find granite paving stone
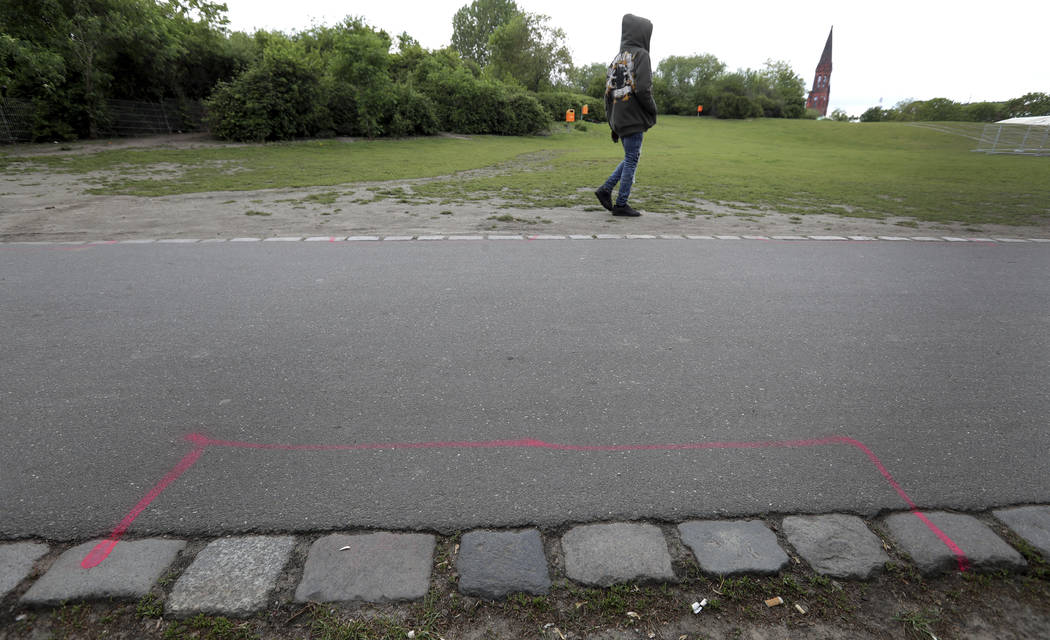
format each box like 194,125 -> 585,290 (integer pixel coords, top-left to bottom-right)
783,514 -> 888,579
562,523 -> 675,586
884,511 -> 1027,576
677,520 -> 789,576
0,543 -> 49,598
457,529 -> 550,599
295,532 -> 434,603
167,536 -> 296,616
21,539 -> 185,604
993,506 -> 1050,558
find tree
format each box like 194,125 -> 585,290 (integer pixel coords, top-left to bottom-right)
486,12 -> 569,92
759,59 -> 805,118
451,0 -> 519,67
860,106 -> 885,122
1007,92 -> 1050,117
916,97 -> 962,121
829,108 -> 853,122
654,54 -> 725,115
565,62 -> 607,99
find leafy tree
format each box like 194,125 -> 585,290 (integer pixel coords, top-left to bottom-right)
860,106 -> 885,122
205,39 -> 325,141
759,59 -> 805,118
564,62 -> 607,99
1006,92 -> 1050,117
829,108 -> 852,122
486,12 -> 569,92
654,54 -> 725,115
916,97 -> 962,121
450,0 -> 519,67
963,101 -> 1005,122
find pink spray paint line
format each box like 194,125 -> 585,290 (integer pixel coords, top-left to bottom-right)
81,432 -> 970,571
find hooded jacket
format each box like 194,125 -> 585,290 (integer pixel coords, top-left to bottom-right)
605,14 -> 658,138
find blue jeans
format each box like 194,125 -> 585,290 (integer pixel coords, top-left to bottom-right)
601,132 -> 644,206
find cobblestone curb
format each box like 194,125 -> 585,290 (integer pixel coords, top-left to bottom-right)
3,507 -> 1046,615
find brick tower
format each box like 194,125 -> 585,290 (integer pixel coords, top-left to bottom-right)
806,28 -> 833,116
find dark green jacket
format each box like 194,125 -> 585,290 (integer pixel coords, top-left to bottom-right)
605,14 -> 658,138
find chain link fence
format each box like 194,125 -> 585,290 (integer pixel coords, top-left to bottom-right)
0,98 -> 206,144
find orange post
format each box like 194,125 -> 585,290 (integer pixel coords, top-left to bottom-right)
565,109 -> 575,123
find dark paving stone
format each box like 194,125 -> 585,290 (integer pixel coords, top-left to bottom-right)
457,529 -> 550,599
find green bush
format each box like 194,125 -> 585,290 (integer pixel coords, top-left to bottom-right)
714,92 -> 762,119
415,63 -> 547,135
382,83 -> 440,137
205,48 -> 326,141
534,91 -> 606,122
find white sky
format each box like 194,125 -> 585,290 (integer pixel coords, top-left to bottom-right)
221,0 -> 1047,116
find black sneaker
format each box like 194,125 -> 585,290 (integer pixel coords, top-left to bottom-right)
611,203 -> 641,217
594,189 -> 613,211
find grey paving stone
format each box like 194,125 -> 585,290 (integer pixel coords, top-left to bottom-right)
884,511 -> 1027,576
993,506 -> 1050,558
295,532 -> 434,603
783,514 -> 888,579
21,539 -> 185,604
167,536 -> 296,616
677,520 -> 788,576
457,529 -> 550,599
562,523 -> 675,586
1,542 -> 49,598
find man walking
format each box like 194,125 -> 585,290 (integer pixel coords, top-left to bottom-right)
595,14 -> 658,218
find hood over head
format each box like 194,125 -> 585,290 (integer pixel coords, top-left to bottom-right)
620,14 -> 652,53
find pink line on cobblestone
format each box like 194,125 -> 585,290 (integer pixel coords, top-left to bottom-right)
81,432 -> 970,571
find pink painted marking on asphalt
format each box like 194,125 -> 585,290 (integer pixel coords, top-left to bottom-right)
80,443 -> 206,569
81,432 -> 970,571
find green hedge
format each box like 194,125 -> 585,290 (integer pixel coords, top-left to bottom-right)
534,91 -> 606,123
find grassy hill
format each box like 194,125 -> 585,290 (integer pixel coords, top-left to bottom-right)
5,117 -> 1048,227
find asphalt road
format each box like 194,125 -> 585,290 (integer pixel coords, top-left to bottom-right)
2,239 -> 1048,541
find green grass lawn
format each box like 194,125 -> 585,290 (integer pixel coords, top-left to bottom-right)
4,117 -> 1048,227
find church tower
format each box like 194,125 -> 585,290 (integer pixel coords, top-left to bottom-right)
806,28 -> 833,116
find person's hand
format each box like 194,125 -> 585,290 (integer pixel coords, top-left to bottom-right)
611,131 -> 619,143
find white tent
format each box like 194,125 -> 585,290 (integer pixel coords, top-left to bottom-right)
996,115 -> 1050,126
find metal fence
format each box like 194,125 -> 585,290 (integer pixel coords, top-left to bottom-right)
975,123 -> 1050,156
0,98 -> 205,143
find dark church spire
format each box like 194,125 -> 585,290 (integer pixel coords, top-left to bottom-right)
806,27 -> 833,116
818,27 -> 833,71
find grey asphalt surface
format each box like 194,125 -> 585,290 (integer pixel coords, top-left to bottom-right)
1,239 -> 1048,540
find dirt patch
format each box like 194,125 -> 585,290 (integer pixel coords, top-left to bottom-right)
2,134 -> 1048,242
2,173 -> 1046,243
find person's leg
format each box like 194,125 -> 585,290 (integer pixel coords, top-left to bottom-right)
596,159 -> 624,211
615,133 -> 644,207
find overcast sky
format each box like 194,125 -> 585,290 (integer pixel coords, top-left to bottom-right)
221,0 -> 1047,116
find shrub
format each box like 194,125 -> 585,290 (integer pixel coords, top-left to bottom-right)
382,84 -> 439,137
206,47 -> 325,141
534,91 -> 606,122
714,92 -> 762,119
